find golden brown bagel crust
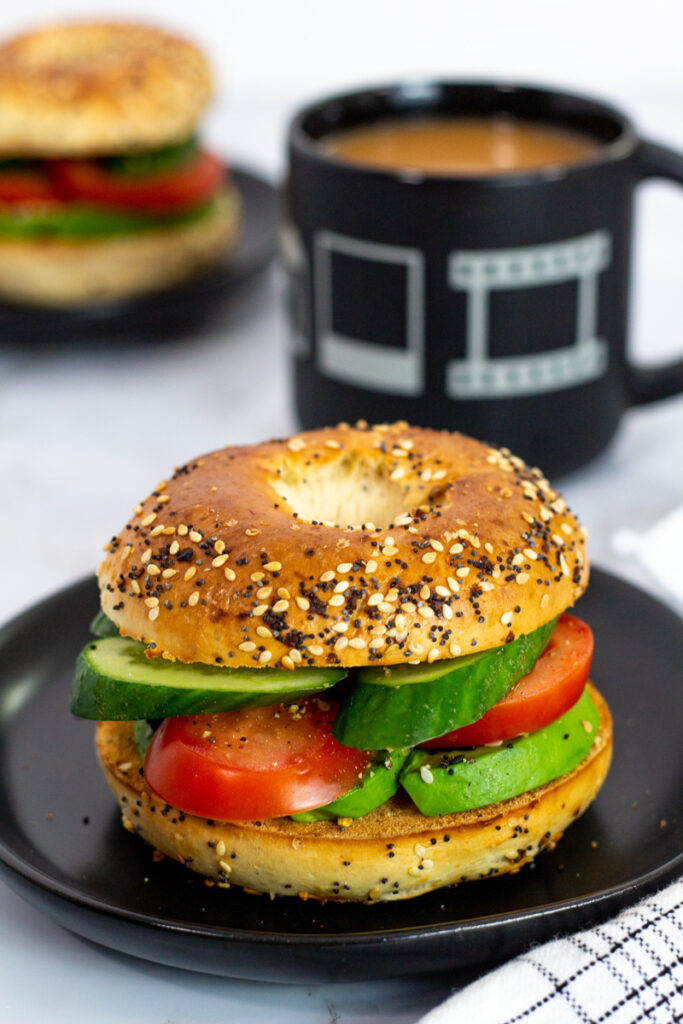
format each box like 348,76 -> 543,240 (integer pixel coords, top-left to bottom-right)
0,186 -> 238,307
96,683 -> 611,902
98,424 -> 588,668
0,21 -> 212,156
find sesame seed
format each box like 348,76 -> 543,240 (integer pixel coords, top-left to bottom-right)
368,593 -> 383,606
188,592 -> 199,606
148,607 -> 159,621
420,765 -> 434,785
256,626 -> 272,638
295,596 -> 310,611
328,594 -> 345,607
414,843 -> 427,857
289,649 -> 302,664
369,637 -> 385,649
288,437 -> 306,452
273,599 -> 289,613
399,438 -> 413,450
418,605 -> 435,619
320,570 -> 335,583
539,507 -> 553,522
214,540 -> 226,554
147,564 -> 160,576
144,597 -> 159,608
449,543 -> 463,555
365,559 -> 378,573
480,581 -> 494,592
422,551 -> 437,564
337,562 -> 353,574
449,642 -> 462,657
484,542 -> 494,555
560,554 -> 570,577
447,577 -> 460,594
281,655 -> 295,670
150,525 -> 165,538
162,569 -> 177,579
334,637 -> 349,652
501,611 -> 513,626
212,554 -> 229,568
256,586 -> 272,600
189,530 -> 202,543
541,593 -> 550,609
422,859 -> 434,870
184,566 -> 197,581
253,604 -> 268,616
382,545 -> 399,557
133,503 -> 143,516
524,548 -> 538,560
141,549 -> 152,564
427,648 -> 440,663
325,439 -> 342,449
245,528 -> 260,537
456,567 -> 470,578
334,580 -> 350,593
516,572 -> 530,584
264,561 -> 282,572
259,651 -> 272,665
141,513 -> 156,527
390,467 -> 405,481
561,523 -> 572,536
511,552 -> 524,566
218,860 -> 232,875
432,469 -> 446,481
430,539 -> 444,552
177,524 -> 189,536
169,541 -> 180,555
408,866 -> 422,877
349,637 -> 366,650
224,567 -> 236,581
238,642 -> 256,652
332,621 -> 348,633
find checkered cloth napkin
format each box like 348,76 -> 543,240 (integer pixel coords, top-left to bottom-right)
419,879 -> 683,1023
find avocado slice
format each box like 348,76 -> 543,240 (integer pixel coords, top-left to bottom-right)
333,617 -> 557,750
400,686 -> 600,816
71,636 -> 346,720
290,749 -> 411,822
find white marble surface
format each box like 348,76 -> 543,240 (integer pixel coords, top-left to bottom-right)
0,100 -> 681,1023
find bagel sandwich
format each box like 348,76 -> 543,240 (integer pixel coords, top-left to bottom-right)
0,21 -> 239,306
72,423 -> 612,902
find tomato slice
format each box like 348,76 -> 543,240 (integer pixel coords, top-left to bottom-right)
143,697 -> 371,821
49,150 -> 224,212
420,614 -> 594,749
0,167 -> 61,203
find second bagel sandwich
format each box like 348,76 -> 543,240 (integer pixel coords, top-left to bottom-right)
0,21 -> 238,306
73,423 -> 612,901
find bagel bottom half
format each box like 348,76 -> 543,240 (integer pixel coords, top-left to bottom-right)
0,185 -> 239,307
96,683 -> 612,903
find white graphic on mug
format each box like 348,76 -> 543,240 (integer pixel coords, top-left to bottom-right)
314,231 -> 425,395
446,231 -> 611,398
281,222 -> 311,356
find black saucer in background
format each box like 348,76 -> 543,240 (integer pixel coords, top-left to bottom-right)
0,166 -> 278,346
0,569 -> 680,983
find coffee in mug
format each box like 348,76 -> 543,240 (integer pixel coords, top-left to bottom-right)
285,83 -> 683,476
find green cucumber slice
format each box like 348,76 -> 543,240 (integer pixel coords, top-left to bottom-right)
333,618 -> 557,750
71,636 -> 346,720
290,749 -> 410,822
0,197 -> 215,239
102,136 -> 198,178
400,686 -> 600,816
89,610 -> 120,638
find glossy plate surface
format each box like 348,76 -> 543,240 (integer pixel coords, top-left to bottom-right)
0,570 -> 680,983
0,166 -> 277,344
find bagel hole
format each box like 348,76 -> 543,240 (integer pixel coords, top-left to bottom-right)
272,454 -> 419,529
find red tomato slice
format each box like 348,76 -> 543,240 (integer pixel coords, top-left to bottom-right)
420,614 -> 594,749
0,168 -> 61,203
49,150 -> 224,212
143,697 -> 371,821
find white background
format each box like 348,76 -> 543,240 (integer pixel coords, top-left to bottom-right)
0,3 -> 681,1022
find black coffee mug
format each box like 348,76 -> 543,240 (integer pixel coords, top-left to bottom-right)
284,82 -> 683,476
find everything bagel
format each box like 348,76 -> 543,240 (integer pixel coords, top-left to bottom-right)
99,423 -> 589,669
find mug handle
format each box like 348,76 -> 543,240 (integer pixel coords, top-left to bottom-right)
627,141 -> 683,405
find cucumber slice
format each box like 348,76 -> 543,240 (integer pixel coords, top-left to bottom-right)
290,749 -> 410,822
333,618 -> 557,750
71,636 -> 346,720
103,136 -> 198,177
400,686 -> 600,815
89,610 -> 120,638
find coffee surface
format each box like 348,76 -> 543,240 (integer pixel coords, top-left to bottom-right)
325,116 -> 599,174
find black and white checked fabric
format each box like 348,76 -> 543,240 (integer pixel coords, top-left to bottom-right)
419,878 -> 683,1024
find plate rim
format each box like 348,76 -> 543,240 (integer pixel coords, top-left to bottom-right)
0,568 -> 680,951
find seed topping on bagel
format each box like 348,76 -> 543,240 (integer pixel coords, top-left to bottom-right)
99,423 -> 588,669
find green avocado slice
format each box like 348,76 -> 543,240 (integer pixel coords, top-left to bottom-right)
289,749 -> 411,822
70,636 -> 346,720
332,617 -> 558,750
400,686 -> 600,816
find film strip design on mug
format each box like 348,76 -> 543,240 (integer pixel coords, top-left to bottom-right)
293,228 -> 611,399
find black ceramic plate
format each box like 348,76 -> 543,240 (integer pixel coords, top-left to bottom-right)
0,570 -> 680,984
0,166 -> 277,345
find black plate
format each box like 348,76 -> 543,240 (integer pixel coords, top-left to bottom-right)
0,166 -> 277,345
0,570 -> 680,983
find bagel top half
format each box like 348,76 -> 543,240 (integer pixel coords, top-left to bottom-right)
0,21 -> 212,156
98,423 -> 588,670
